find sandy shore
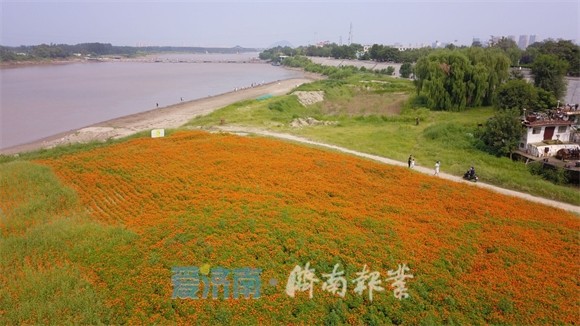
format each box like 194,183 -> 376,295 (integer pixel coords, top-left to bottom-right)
0,75 -> 320,155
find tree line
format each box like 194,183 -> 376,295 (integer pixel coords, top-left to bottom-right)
259,43 -> 432,63
0,43 -> 259,62
260,39 -> 578,77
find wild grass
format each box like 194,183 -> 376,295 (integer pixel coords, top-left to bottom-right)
0,161 -> 139,325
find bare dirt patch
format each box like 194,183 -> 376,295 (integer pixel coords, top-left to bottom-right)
321,92 -> 408,116
292,91 -> 325,106
290,117 -> 337,128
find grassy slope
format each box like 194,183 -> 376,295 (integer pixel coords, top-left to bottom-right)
0,161 -> 140,324
187,74 -> 580,205
1,131 -> 578,324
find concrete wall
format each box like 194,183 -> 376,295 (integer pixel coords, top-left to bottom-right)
525,125 -> 571,144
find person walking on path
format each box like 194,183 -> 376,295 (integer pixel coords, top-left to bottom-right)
408,155 -> 412,168
434,160 -> 440,176
410,157 -> 416,168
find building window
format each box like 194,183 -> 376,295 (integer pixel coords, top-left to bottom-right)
532,127 -> 541,134
557,126 -> 567,133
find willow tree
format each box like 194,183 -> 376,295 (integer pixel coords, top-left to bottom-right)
414,50 -> 469,111
415,48 -> 510,110
463,47 -> 511,106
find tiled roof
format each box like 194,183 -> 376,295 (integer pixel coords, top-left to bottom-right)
523,119 -> 573,127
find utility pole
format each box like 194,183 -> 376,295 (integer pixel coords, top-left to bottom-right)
348,22 -> 353,45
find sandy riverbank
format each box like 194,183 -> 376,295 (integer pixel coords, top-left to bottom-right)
0,75 -> 321,155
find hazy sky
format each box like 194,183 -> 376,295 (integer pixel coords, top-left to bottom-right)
1,0 -> 578,48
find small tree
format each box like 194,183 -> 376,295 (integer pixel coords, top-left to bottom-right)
399,63 -> 413,78
478,109 -> 524,158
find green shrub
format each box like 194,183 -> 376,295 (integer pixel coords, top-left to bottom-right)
528,161 -> 569,185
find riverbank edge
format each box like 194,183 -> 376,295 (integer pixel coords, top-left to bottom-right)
0,74 -> 322,155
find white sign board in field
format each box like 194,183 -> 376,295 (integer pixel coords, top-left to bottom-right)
151,129 -> 165,138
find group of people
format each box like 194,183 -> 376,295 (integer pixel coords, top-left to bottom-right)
408,155 -> 478,180
407,155 -> 440,176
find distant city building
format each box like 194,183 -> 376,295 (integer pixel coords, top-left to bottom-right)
518,35 -> 529,49
488,35 -> 501,47
432,40 -> 443,48
469,34 -> 543,49
380,43 -> 431,52
391,42 -> 431,51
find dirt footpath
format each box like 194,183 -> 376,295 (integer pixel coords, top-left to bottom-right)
212,125 -> 580,215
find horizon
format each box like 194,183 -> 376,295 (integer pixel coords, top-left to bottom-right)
1,1 -> 578,49
1,36 -> 579,50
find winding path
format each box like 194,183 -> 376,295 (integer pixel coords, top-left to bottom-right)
213,125 -> 580,215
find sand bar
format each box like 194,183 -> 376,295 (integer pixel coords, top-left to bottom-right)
1,75 -> 320,155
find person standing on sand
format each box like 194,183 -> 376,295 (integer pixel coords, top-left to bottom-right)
434,160 -> 440,176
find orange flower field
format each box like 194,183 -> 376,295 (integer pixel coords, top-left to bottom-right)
30,130 -> 578,324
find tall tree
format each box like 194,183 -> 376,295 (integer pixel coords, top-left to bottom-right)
491,37 -> 522,66
330,44 -> 357,59
369,44 -> 384,61
463,47 -> 511,105
415,50 -> 470,110
399,47 -> 433,63
531,54 -> 569,100
415,48 -> 510,110
529,39 -> 580,76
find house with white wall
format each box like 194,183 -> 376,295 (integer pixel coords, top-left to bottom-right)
519,108 -> 580,158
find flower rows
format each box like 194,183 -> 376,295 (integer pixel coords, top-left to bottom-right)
37,130 -> 579,324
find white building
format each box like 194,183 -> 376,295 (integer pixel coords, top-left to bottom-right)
519,109 -> 580,157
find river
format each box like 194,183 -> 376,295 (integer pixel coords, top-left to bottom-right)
0,53 -> 303,150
